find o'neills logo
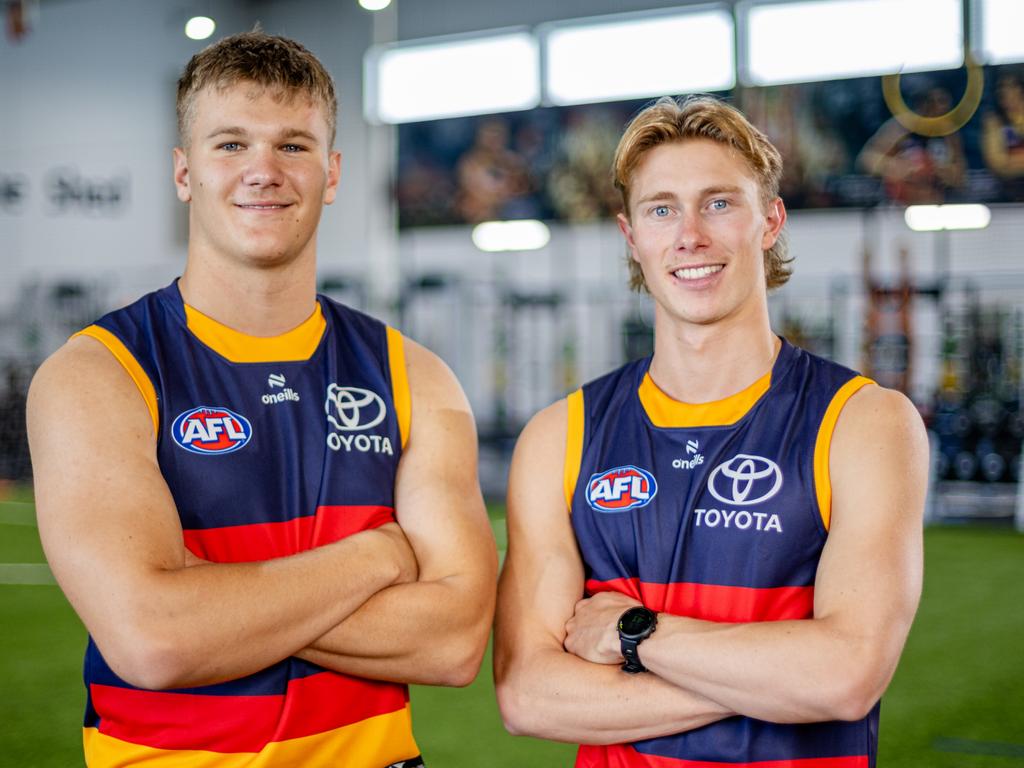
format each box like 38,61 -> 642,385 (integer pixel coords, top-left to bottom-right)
262,389 -> 300,404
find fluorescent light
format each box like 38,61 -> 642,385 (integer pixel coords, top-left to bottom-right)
543,9 -> 734,106
745,0 -> 962,85
905,204 -> 991,232
359,0 -> 391,9
367,32 -> 539,124
185,16 -> 216,41
472,220 -> 551,252
978,0 -> 1024,64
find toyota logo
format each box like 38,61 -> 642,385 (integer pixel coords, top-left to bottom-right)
325,385 -> 387,432
707,454 -> 783,506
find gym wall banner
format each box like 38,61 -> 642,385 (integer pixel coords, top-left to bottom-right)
395,62 -> 1024,229
0,167 -> 129,217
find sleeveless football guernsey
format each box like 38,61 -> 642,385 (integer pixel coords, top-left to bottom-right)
566,339 -> 877,768
73,281 -> 421,768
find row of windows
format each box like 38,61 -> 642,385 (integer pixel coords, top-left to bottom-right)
364,0 -> 1023,124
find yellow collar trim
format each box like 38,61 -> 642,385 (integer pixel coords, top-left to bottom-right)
184,302 -> 326,363
638,368 -> 772,428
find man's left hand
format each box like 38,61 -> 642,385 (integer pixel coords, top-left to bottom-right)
564,591 -> 641,664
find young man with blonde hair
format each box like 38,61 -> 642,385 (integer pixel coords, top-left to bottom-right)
495,95 -> 926,767
29,31 -> 496,768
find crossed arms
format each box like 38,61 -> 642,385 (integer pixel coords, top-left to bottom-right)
28,333 -> 496,691
494,384 -> 927,744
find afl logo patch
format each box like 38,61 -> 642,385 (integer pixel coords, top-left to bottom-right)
707,454 -> 783,506
586,465 -> 658,513
172,406 -> 253,455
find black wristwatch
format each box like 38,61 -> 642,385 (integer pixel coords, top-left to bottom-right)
618,606 -> 657,673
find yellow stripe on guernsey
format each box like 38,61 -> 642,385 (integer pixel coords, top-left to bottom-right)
386,327 -> 411,450
814,376 -> 875,531
75,326 -> 160,436
564,389 -> 585,511
638,369 -> 772,428
83,705 -> 418,768
183,302 -> 326,363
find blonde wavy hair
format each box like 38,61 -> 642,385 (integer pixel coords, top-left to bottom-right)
613,95 -> 792,292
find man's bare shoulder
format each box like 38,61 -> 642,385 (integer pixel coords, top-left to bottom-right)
29,334 -> 148,422
833,383 -> 927,455
518,398 -> 569,449
507,398 -> 570,513
829,382 -> 929,531
402,335 -> 473,416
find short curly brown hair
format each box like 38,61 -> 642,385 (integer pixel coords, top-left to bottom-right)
176,30 -> 337,147
614,95 -> 792,292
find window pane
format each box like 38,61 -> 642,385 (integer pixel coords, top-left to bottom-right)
978,0 -> 1024,64
746,0 -> 963,86
367,32 -> 540,124
544,9 -> 735,105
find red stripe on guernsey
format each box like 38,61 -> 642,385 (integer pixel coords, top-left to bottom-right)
577,745 -> 868,768
585,578 -> 814,623
91,672 -> 408,753
183,505 -> 395,563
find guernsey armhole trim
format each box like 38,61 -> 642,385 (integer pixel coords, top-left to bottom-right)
814,376 -> 875,531
74,325 -> 159,436
386,327 -> 411,450
183,302 -> 326,363
564,389 -> 585,513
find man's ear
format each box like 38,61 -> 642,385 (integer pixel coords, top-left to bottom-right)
617,212 -> 639,263
761,197 -> 787,250
173,147 -> 191,203
324,150 -> 341,205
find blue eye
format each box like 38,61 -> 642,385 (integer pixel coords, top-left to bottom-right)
710,199 -> 728,210
220,142 -> 241,151
653,206 -> 670,217
282,144 -> 305,153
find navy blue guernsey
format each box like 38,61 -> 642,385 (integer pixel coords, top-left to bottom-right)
566,339 -> 877,768
74,281 -> 420,767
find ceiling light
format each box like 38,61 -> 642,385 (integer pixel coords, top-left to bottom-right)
359,0 -> 391,9
904,204 -> 991,232
185,16 -> 216,41
472,220 -> 551,252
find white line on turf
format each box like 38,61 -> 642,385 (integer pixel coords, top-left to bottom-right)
0,505 -> 37,526
0,563 -> 55,586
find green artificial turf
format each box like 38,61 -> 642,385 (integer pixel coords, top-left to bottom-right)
877,526 -> 1024,767
2,493 -> 1021,767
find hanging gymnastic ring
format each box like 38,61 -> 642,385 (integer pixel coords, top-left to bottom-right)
881,53 -> 984,137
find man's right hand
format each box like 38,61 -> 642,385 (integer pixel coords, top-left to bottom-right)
368,522 -> 419,585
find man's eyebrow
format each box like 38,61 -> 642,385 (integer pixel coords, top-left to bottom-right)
634,191 -> 678,206
206,126 -> 247,140
702,185 -> 745,196
635,185 -> 747,205
203,127 -> 320,143
279,129 -> 319,143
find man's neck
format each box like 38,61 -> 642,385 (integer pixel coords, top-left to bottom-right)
178,251 -> 317,337
648,309 -> 780,404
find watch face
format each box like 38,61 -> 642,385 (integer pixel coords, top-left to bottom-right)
619,607 -> 654,638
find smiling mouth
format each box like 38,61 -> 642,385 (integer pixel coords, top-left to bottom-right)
673,264 -> 723,280
236,203 -> 291,210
